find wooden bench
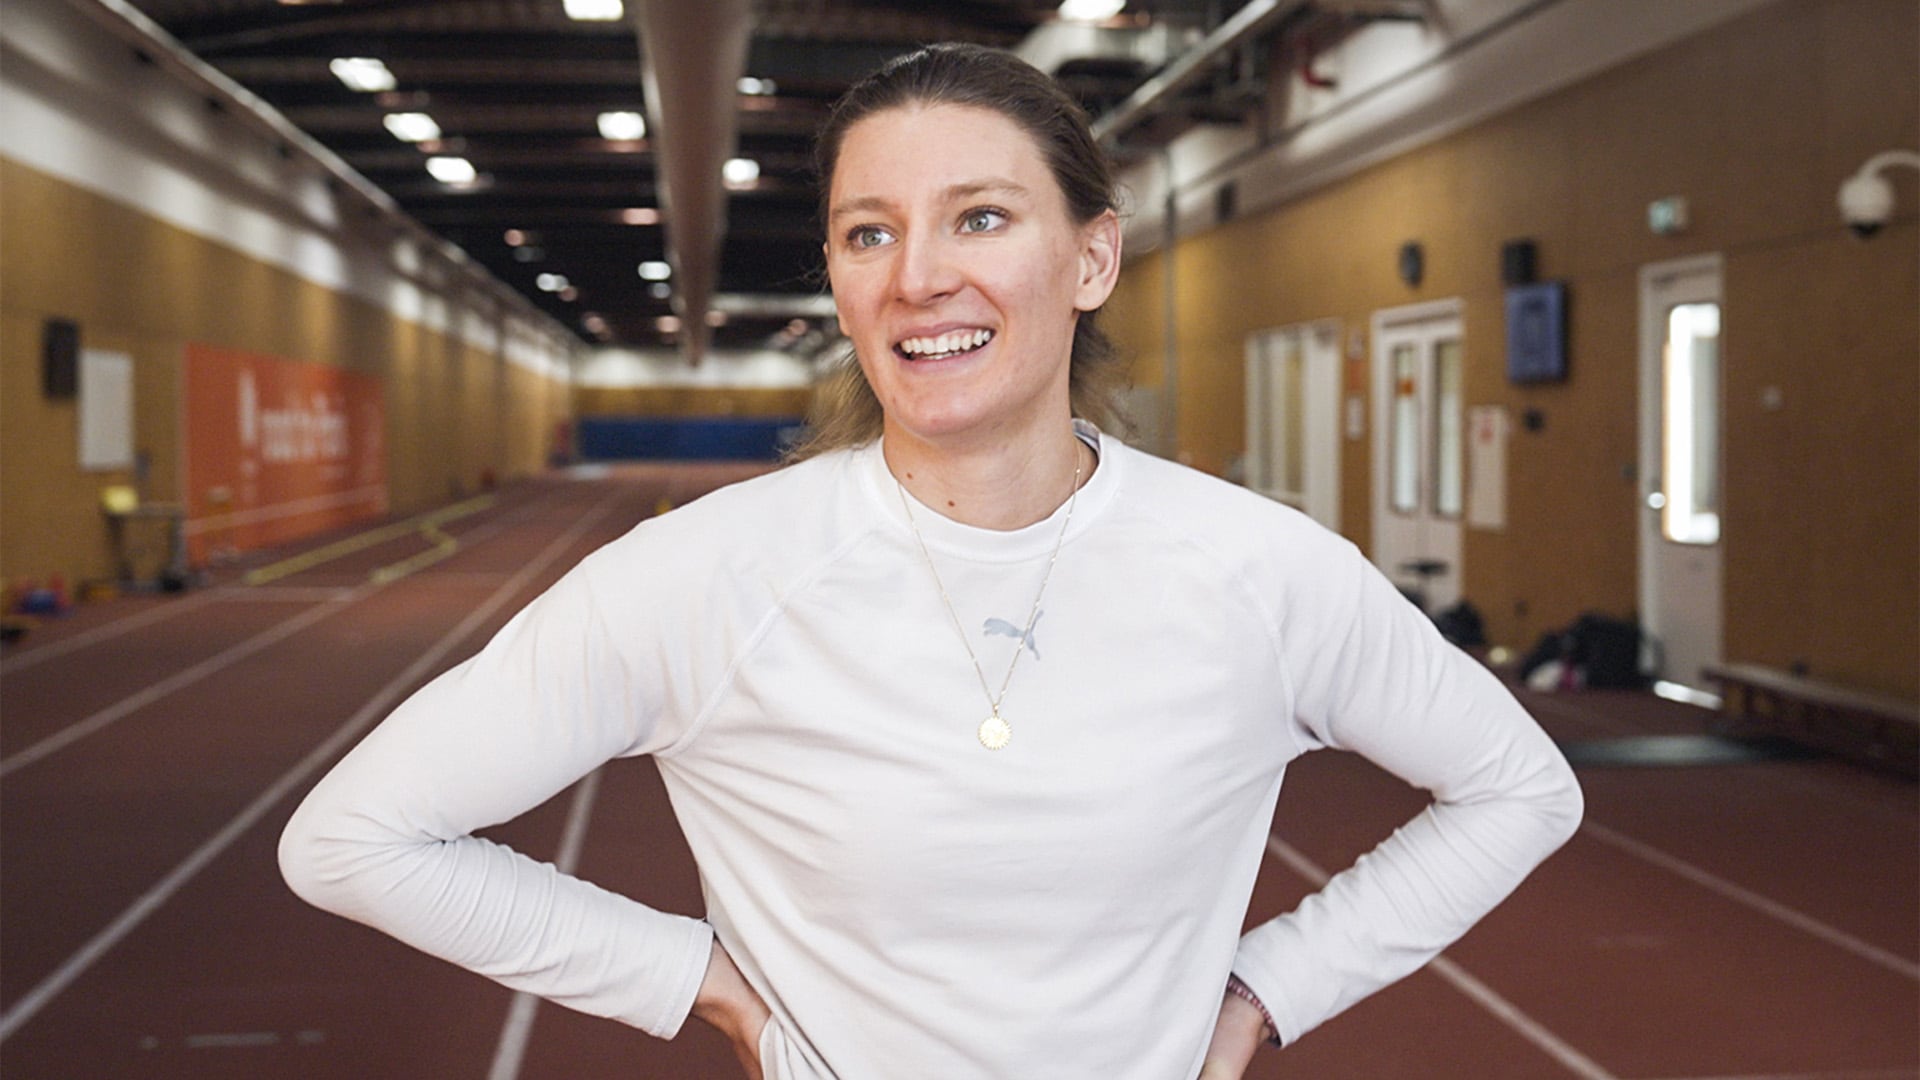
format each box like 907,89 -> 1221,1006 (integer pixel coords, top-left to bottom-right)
1702,662 -> 1919,778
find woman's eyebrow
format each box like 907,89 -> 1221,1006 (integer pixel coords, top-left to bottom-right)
828,179 -> 1032,224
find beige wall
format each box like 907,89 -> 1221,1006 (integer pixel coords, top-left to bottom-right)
0,158 -> 573,589
1107,0 -> 1918,697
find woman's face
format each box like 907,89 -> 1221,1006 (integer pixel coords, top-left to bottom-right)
825,103 -> 1119,451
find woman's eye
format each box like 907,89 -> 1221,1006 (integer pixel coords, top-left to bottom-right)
847,226 -> 892,249
960,208 -> 1007,233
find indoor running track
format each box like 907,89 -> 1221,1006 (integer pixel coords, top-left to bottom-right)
2,465 -> 1914,1080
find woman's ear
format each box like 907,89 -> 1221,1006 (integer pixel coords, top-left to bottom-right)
1074,210 -> 1122,313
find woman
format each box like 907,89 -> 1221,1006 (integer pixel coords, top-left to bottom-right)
280,44 -> 1583,1080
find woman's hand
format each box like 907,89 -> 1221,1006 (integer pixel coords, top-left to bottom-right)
1198,990 -> 1270,1079
691,940 -> 772,1079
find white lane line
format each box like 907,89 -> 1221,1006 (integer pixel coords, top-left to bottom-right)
0,592 -> 219,676
1263,834 -> 1618,1080
1640,1070 -> 1920,1080
0,491 -> 627,1045
0,488 -> 568,777
1578,820 -> 1920,982
485,767 -> 606,1080
0,589 -> 368,778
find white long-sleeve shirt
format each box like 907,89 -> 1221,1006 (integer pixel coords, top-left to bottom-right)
280,426 -> 1583,1079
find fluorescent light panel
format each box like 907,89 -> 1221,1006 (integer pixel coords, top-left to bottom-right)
638,260 -> 671,281
382,112 -> 441,142
426,156 -> 477,184
330,57 -> 395,93
722,157 -> 760,187
1058,0 -> 1125,20
564,0 -> 623,20
596,110 -> 646,140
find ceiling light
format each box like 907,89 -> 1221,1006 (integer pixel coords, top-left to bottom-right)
563,0 -> 623,20
559,286 -> 579,302
597,110 -> 646,141
649,282 -> 672,299
1058,0 -> 1125,21
737,76 -> 777,96
705,310 -> 728,327
656,315 -> 682,333
382,112 -> 441,143
512,246 -> 544,263
425,156 -> 477,184
722,157 -> 760,189
638,260 -> 671,281
621,207 -> 660,225
329,57 -> 396,93
786,318 -> 809,335
503,228 -> 527,246
536,273 -> 569,293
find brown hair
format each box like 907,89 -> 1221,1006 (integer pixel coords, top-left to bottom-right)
789,43 -> 1129,459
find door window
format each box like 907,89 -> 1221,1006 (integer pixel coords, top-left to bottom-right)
1662,302 -> 1721,545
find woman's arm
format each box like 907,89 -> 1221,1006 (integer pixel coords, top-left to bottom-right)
1233,537 -> 1584,1047
278,549 -> 716,1038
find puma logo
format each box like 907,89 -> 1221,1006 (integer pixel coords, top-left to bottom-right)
982,611 -> 1042,659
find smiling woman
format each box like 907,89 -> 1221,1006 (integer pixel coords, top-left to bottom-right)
279,43 -> 1583,1080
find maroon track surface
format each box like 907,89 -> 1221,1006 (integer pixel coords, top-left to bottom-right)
3,466 -> 1915,1079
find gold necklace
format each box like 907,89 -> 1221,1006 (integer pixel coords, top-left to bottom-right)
894,451 -> 1082,751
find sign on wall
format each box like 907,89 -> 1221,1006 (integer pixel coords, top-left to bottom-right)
79,349 -> 135,471
183,344 -> 386,563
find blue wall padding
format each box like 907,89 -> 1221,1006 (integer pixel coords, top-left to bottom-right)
576,416 -> 805,461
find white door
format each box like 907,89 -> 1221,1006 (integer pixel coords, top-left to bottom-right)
1371,300 -> 1465,613
1245,320 -> 1341,531
1638,254 -> 1724,691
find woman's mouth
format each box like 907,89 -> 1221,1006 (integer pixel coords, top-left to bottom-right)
895,328 -> 994,362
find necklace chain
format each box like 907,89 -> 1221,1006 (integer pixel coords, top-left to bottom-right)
895,447 -> 1083,750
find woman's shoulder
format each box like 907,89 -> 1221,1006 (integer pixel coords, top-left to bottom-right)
1109,441 -> 1341,552
585,446 -> 876,582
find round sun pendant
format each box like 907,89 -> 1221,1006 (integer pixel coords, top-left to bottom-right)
978,714 -> 1012,750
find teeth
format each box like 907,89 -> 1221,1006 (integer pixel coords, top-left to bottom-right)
900,329 -> 992,358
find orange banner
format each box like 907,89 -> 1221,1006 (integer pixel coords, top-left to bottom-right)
183,344 -> 386,564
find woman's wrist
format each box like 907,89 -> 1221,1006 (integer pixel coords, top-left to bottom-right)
1224,973 -> 1282,1047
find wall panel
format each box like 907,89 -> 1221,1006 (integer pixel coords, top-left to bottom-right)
1107,0 -> 1917,696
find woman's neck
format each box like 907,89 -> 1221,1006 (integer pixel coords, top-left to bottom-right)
882,421 -> 1092,531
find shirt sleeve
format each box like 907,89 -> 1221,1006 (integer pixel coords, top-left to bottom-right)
1231,534 -> 1583,1046
277,541 -> 715,1039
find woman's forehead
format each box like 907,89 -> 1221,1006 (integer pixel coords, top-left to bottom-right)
829,103 -> 1055,204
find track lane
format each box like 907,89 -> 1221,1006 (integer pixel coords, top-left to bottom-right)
0,482 -> 647,1027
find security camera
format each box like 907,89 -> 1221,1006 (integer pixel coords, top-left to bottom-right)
1839,149 -> 1920,239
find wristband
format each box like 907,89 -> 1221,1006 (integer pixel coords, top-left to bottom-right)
1224,973 -> 1283,1048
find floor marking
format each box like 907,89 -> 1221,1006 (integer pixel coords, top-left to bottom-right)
1264,834 -> 1618,1080
486,768 -> 606,1080
0,491 -> 564,778
369,523 -> 460,584
184,1031 -> 281,1049
0,592 -> 219,676
241,494 -> 494,586
1578,820 -> 1920,982
209,586 -> 361,603
0,492 -> 627,1045
0,589 -> 368,779
1640,1070 -> 1920,1080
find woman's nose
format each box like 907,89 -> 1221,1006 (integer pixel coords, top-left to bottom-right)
892,231 -> 961,305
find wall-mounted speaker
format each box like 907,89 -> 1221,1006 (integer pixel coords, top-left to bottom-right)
1501,239 -> 1538,286
43,318 -> 79,399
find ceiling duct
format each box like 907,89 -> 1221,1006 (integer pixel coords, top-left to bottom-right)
1014,18 -> 1192,76
634,0 -> 752,365
1090,0 -> 1311,148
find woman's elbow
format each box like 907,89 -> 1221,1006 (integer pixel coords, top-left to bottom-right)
277,792 -> 366,916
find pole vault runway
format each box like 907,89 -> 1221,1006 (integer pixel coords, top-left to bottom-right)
1,464 -> 1913,1079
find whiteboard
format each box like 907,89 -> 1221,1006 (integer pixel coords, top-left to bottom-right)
79,349 -> 134,471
